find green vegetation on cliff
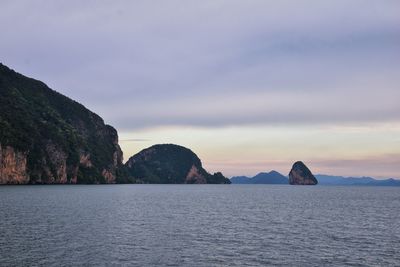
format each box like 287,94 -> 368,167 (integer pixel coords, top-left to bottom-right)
125,144 -> 231,184
0,63 -> 126,184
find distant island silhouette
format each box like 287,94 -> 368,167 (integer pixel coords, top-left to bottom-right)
231,171 -> 400,186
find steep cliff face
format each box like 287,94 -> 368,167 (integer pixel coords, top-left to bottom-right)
125,144 -> 231,184
0,63 -> 125,184
0,144 -> 29,184
289,161 -> 318,185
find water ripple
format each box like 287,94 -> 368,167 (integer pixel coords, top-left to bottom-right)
0,185 -> 399,266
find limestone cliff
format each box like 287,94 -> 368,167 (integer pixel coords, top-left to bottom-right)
0,144 -> 29,184
125,144 -> 231,184
0,63 -> 126,184
289,161 -> 318,185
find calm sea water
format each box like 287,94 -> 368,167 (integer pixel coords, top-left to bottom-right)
0,185 -> 399,266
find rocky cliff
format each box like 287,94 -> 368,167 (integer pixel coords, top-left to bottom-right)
0,63 -> 126,184
125,144 -> 231,184
289,161 -> 318,185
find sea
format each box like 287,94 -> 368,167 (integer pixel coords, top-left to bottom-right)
0,185 -> 399,266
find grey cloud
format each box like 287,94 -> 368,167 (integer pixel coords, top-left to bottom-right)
1,0 -> 399,129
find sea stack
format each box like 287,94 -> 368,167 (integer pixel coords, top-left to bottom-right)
289,161 -> 318,185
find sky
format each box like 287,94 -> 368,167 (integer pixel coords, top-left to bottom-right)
1,0 -> 399,178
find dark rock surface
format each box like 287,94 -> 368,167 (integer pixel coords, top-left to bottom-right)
289,161 -> 318,185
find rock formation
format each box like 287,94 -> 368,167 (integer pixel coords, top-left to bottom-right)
0,63 -> 127,184
0,144 -> 29,184
289,161 -> 318,185
125,144 -> 231,184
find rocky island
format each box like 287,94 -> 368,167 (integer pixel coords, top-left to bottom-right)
289,161 -> 318,185
126,144 -> 230,184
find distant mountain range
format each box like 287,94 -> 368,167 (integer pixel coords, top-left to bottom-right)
315,175 -> 400,186
231,171 -> 288,184
230,171 -> 400,186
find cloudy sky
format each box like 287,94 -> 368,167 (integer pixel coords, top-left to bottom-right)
1,0 -> 399,178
